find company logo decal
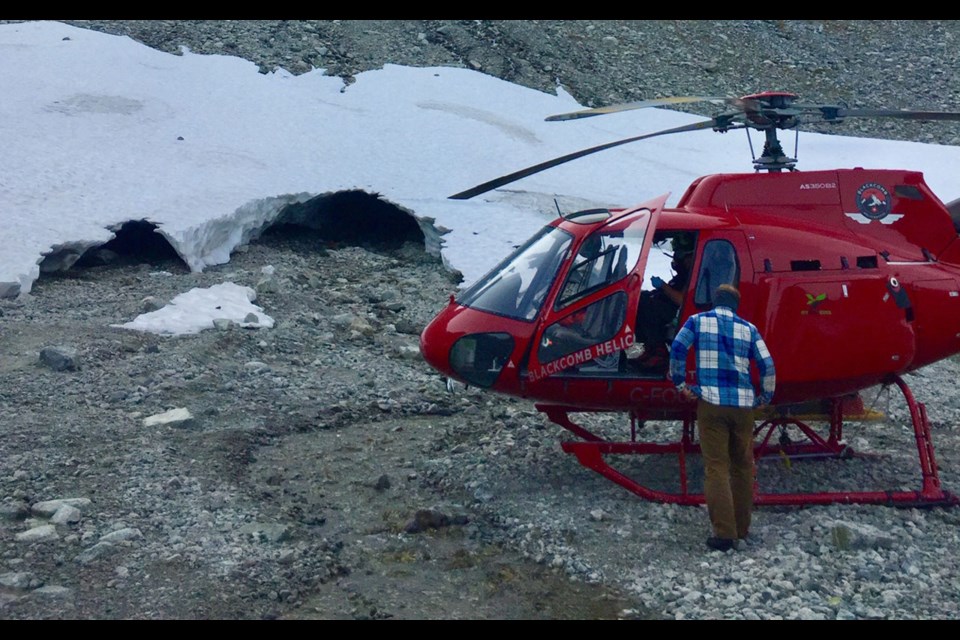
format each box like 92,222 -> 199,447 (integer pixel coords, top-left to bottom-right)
856,182 -> 891,219
845,182 -> 903,224
528,332 -> 635,382
801,292 -> 831,315
806,293 -> 826,308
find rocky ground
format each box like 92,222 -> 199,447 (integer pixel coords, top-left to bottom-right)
3,20 -> 960,620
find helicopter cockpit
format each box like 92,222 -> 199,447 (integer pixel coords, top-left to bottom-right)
536,226 -> 744,380
444,201 -> 745,386
448,207 -> 650,385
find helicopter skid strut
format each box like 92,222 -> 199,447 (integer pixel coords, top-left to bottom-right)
544,375 -> 958,508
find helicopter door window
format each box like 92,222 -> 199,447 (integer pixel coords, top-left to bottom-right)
693,240 -> 740,307
555,227 -> 644,310
457,226 -> 573,322
694,239 -> 741,307
538,292 -> 627,372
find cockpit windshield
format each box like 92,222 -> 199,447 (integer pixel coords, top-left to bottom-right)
457,226 -> 573,321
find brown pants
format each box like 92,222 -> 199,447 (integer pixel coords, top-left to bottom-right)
697,400 -> 756,540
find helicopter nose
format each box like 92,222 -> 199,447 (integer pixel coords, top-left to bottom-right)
419,312 -> 456,378
420,304 -> 517,388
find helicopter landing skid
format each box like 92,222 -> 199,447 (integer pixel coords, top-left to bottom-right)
543,375 -> 958,508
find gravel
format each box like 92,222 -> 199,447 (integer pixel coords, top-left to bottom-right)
2,20 -> 960,620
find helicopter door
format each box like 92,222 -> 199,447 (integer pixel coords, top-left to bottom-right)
524,196 -> 666,383
683,232 -> 755,320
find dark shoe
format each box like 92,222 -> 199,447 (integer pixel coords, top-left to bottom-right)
706,536 -> 735,552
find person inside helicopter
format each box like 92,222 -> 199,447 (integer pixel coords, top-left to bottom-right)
632,233 -> 696,372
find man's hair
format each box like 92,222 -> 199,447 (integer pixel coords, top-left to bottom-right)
713,284 -> 741,310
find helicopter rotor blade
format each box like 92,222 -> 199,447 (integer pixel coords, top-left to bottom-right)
545,96 -> 744,122
450,92 -> 960,193
823,107 -> 960,122
449,117 -> 731,200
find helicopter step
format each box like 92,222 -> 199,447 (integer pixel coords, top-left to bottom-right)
546,374 -> 959,508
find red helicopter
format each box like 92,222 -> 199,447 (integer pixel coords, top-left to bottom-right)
420,92 -> 960,508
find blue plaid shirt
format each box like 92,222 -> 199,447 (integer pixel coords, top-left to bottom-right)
669,306 -> 776,408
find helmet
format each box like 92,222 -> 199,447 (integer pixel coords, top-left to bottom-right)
671,234 -> 695,257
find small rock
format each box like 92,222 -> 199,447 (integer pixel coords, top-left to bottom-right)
142,408 -> 195,429
0,281 -> 21,299
16,524 -> 59,542
256,277 -> 278,294
51,504 -> 82,525
0,501 -> 29,521
0,571 -> 35,589
403,508 -> 463,533
31,498 -> 92,517
140,296 -> 164,312
33,585 -> 72,598
238,523 -> 291,543
828,520 -> 896,550
39,346 -> 78,371
394,319 -> 421,335
75,541 -> 116,564
244,361 -> 270,372
100,527 -> 143,544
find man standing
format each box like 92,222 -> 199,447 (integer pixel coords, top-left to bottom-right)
669,284 -> 776,552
